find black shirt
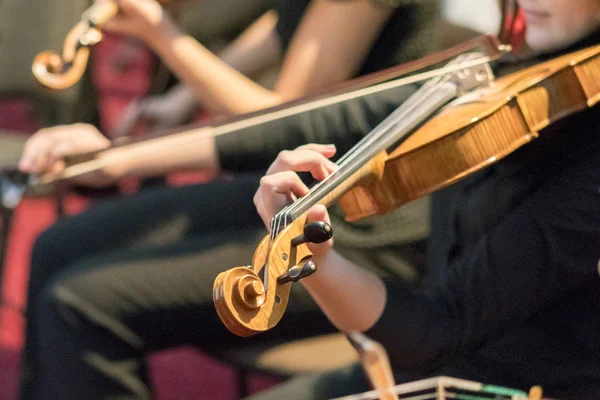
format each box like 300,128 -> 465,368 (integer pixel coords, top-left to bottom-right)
215,9 -> 600,396
365,32 -> 600,398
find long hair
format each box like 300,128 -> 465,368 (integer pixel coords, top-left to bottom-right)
498,0 -> 521,44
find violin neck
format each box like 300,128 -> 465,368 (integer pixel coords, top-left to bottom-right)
279,53 -> 496,228
288,82 -> 460,220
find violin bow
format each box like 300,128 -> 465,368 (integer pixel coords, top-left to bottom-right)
28,44 -> 510,188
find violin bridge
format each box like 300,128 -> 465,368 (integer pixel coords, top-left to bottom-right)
447,52 -> 496,95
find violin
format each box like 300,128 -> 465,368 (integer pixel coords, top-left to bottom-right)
212,43 -> 600,337
31,0 -> 172,90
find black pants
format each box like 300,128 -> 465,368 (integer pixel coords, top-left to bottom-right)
20,173 -> 357,400
21,172 -> 561,400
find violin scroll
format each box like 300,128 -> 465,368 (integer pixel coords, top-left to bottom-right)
213,217 -> 316,337
32,0 -> 175,90
32,1 -> 119,90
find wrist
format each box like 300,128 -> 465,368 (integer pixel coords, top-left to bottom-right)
98,149 -> 129,180
301,247 -> 337,285
147,15 -> 183,54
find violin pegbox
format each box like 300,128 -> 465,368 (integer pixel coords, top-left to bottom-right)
213,216 -> 327,336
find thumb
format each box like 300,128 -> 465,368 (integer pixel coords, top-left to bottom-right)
115,0 -> 137,14
305,204 -> 333,258
306,204 -> 331,226
103,16 -> 131,34
48,159 -> 67,176
102,0 -> 138,33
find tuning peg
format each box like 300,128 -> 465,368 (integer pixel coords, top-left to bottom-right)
277,260 -> 317,284
291,221 -> 333,246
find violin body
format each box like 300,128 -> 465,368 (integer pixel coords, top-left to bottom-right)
339,45 -> 600,221
214,43 -> 600,338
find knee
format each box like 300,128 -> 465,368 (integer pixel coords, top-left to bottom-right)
34,273 -> 143,349
33,277 -> 81,325
34,274 -> 101,331
26,226 -> 74,311
28,217 -> 92,301
30,224 -> 69,272
31,277 -> 109,351
29,279 -> 77,344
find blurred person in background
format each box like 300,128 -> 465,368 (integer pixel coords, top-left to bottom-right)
111,0 -> 279,137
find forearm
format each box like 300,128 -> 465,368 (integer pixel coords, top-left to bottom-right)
101,127 -> 219,179
217,10 -> 280,79
149,18 -> 282,116
102,71 -> 416,179
215,83 -> 417,172
301,250 -> 387,332
106,82 -> 413,179
165,11 -> 280,116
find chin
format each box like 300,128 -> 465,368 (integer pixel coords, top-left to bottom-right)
525,31 -> 554,52
525,30 -> 577,53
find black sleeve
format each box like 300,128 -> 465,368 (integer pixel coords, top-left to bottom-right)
214,83 -> 417,171
365,149 -> 600,370
275,0 -> 308,52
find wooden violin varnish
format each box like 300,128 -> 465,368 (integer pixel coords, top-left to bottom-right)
213,42 -> 600,338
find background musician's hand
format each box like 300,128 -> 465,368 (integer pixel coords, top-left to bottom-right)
254,143 -> 338,259
111,85 -> 197,139
102,0 -> 172,47
18,124 -> 121,188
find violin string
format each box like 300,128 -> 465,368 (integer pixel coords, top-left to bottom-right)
36,53 -> 502,187
272,59 -> 454,225
328,52 -> 476,167
272,78 -> 440,235
277,79 -> 443,227
272,60 -> 462,237
276,52 -> 481,230
296,52 -> 472,186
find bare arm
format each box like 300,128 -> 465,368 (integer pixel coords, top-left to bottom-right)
217,9 -> 281,80
106,0 -> 394,116
161,9 -> 282,111
301,249 -> 387,332
110,10 -> 281,138
100,127 -> 219,179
